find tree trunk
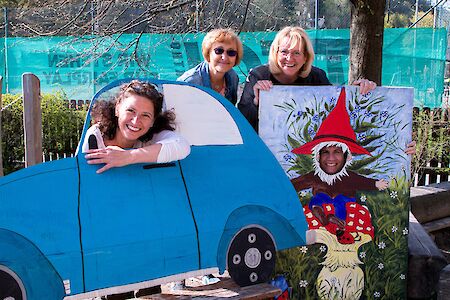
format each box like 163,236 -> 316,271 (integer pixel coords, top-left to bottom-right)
348,0 -> 386,85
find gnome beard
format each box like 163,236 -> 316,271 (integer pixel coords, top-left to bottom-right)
312,141 -> 353,186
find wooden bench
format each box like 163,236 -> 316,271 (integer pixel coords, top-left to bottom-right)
408,212 -> 448,299
142,276 -> 281,300
410,181 -> 450,231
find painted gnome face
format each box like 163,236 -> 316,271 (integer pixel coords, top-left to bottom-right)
312,141 -> 353,186
292,88 -> 370,186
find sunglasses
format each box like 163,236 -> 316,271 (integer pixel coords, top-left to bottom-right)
213,47 -> 238,57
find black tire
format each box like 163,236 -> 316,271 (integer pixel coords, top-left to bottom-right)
0,266 -> 26,300
227,227 -> 276,286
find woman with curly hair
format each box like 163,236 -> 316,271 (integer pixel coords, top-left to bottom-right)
82,80 -> 190,173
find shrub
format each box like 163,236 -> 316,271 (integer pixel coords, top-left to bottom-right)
1,92 -> 87,174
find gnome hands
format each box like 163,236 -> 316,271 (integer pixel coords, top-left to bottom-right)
375,179 -> 389,190
327,214 -> 346,230
352,78 -> 376,95
253,80 -> 273,105
312,205 -> 345,230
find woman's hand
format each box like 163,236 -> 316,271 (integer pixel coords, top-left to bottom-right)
253,80 -> 273,105
405,141 -> 416,155
352,78 -> 377,95
85,146 -> 132,174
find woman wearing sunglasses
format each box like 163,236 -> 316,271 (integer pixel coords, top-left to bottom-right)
177,28 -> 243,105
82,80 -> 191,174
238,26 -> 376,132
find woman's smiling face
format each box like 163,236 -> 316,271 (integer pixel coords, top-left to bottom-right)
115,93 -> 155,146
208,40 -> 238,75
276,37 -> 307,79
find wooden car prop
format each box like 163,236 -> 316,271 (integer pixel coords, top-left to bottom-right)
0,78 -> 308,300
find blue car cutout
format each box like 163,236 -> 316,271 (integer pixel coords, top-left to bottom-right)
0,78 -> 308,299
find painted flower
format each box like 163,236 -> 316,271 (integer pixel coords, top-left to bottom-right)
392,226 -> 398,233
299,280 -> 308,288
364,110 -> 372,118
378,241 -> 386,249
400,274 -> 406,280
378,263 -> 384,269
297,110 -> 303,117
329,97 -> 336,104
360,195 -> 367,202
390,191 -> 398,199
359,251 -> 366,259
354,105 -> 362,113
358,132 -> 366,142
300,246 -> 308,254
380,111 -> 388,118
374,291 -> 381,298
283,154 -> 291,162
403,228 -> 409,235
320,245 -> 327,252
350,111 -> 357,119
312,114 -> 320,122
362,91 -> 372,99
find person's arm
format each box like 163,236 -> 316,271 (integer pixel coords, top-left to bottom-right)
84,130 -> 191,174
238,69 -> 269,131
150,130 -> 191,163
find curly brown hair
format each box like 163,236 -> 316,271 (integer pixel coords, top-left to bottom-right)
90,80 -> 176,143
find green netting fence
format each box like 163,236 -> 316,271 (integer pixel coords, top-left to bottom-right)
0,28 -> 447,107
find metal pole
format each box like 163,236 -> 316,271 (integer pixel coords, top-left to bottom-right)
196,0 -> 199,32
433,4 -> 437,29
415,0 -> 419,28
315,0 -> 318,30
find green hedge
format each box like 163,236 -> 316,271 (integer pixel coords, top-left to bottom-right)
1,92 -> 87,174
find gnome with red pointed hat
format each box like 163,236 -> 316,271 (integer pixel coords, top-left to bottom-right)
290,87 -> 388,244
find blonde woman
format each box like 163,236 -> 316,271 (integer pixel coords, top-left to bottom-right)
238,26 -> 375,132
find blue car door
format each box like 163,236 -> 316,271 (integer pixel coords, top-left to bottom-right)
78,156 -> 198,291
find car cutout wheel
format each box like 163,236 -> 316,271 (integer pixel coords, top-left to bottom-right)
0,266 -> 26,300
227,227 -> 276,286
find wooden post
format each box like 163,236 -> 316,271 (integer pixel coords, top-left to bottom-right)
22,73 -> 42,167
0,76 -> 3,176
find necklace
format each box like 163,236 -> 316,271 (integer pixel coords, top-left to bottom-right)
212,81 -> 225,92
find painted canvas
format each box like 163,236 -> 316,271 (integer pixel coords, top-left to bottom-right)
259,85 -> 413,299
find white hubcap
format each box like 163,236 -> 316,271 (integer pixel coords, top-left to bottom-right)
244,247 -> 261,268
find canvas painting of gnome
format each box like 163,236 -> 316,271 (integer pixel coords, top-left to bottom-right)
259,86 -> 413,300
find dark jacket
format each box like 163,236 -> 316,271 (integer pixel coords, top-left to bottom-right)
238,64 -> 331,132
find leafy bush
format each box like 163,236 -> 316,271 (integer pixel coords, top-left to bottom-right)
1,92 -> 87,174
412,108 -> 450,184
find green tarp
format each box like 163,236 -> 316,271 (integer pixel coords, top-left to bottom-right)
0,28 -> 447,107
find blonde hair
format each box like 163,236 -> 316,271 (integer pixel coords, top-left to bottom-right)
268,26 -> 315,78
201,28 -> 243,66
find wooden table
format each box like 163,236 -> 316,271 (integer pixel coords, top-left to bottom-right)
141,275 -> 281,300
